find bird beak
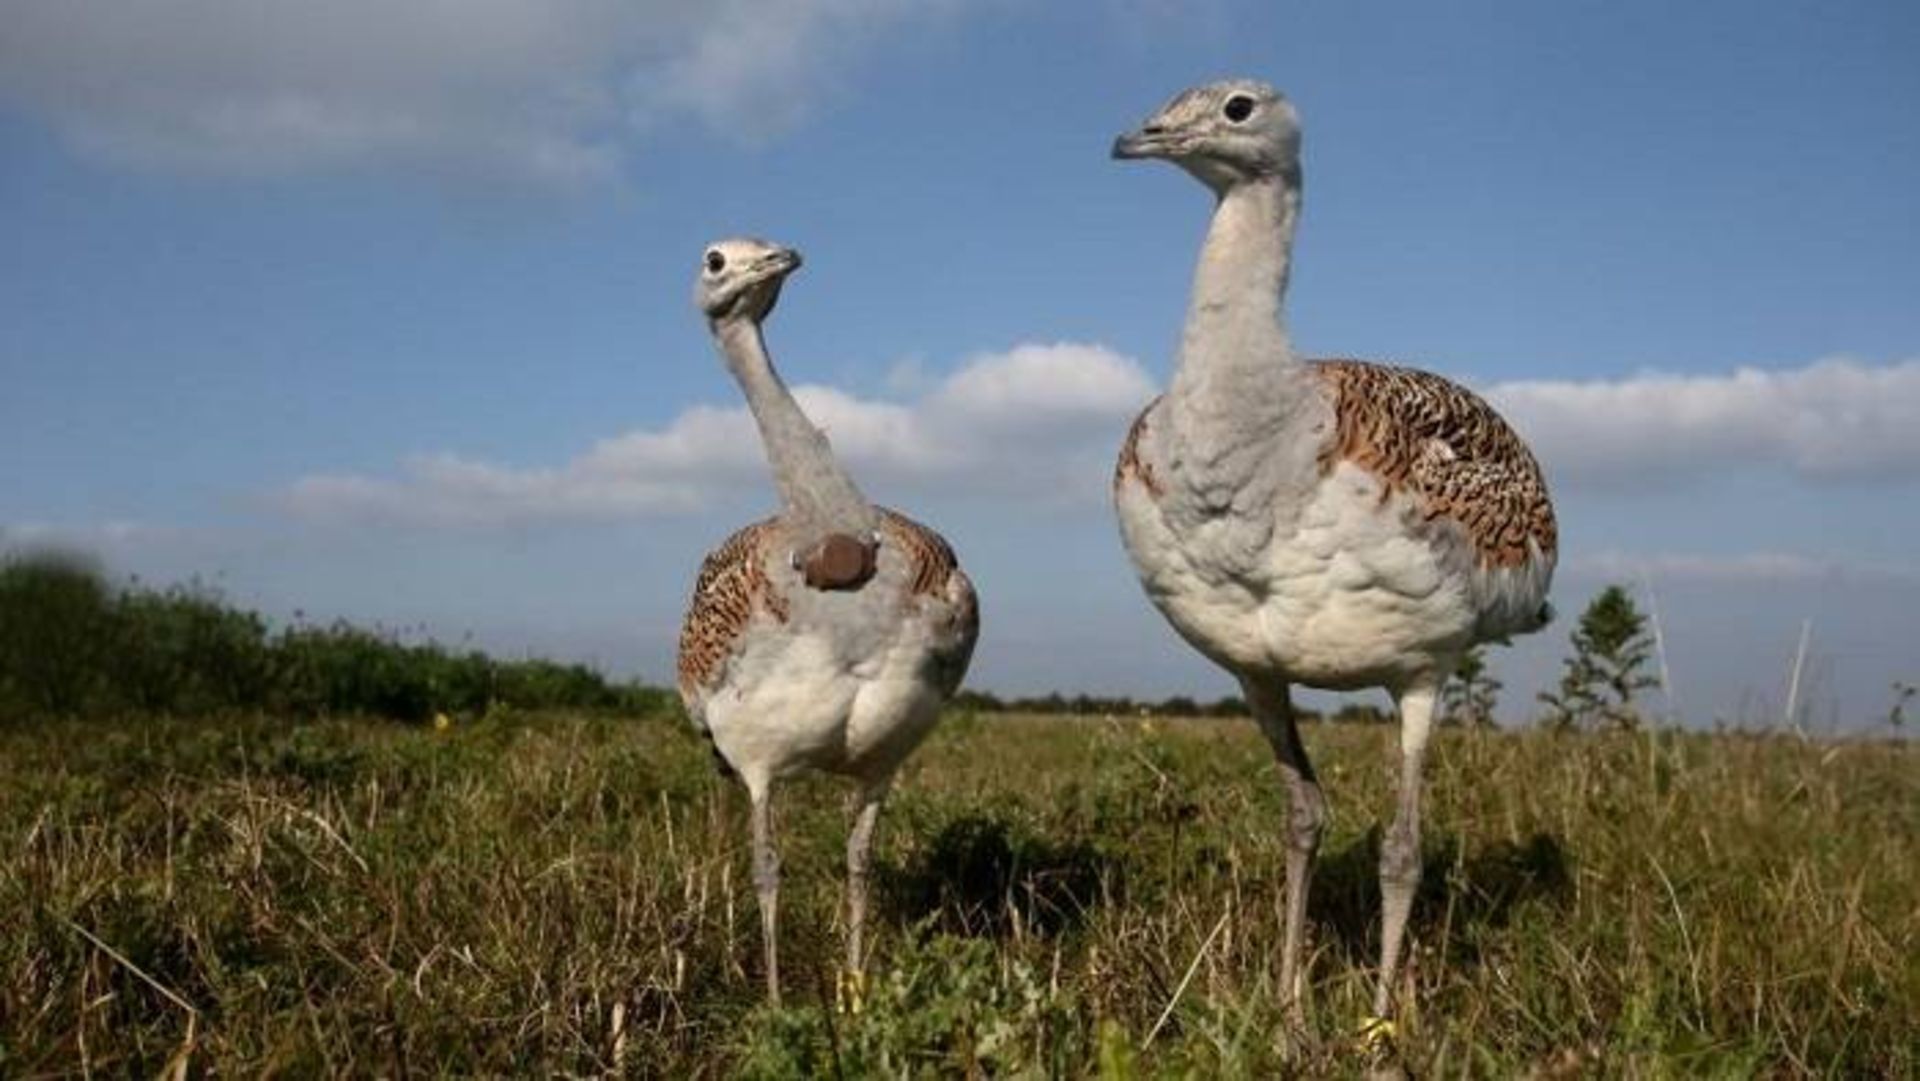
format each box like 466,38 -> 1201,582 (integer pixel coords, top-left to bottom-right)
1111,131 -> 1152,160
758,248 -> 802,278
1112,125 -> 1174,161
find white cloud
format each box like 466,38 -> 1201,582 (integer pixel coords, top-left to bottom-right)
0,0 -> 959,183
637,0 -> 958,136
279,341 -> 1156,527
1486,357 -> 1920,489
281,350 -> 1920,528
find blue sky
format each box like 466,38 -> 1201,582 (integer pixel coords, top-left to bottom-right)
3,0 -> 1917,727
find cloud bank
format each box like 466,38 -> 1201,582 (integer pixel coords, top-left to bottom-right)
281,352 -> 1918,528
1487,356 -> 1920,489
281,342 -> 1156,527
0,0 -> 958,184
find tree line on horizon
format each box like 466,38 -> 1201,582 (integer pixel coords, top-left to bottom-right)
0,550 -> 670,724
960,583 -> 1669,731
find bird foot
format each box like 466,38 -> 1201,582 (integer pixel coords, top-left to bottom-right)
1277,994 -> 1309,1038
1357,1015 -> 1396,1049
835,967 -> 868,1016
1356,1015 -> 1411,1078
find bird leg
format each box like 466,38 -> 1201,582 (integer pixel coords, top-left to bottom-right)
1242,676 -> 1326,1023
1374,681 -> 1439,1021
749,785 -> 782,1006
842,784 -> 887,1009
844,785 -> 887,975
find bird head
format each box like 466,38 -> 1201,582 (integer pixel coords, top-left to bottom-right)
694,237 -> 803,324
1112,79 -> 1300,192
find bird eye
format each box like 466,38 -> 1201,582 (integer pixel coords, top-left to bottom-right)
705,251 -> 726,274
1223,95 -> 1255,123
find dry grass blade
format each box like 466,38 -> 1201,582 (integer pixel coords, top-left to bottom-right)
60,916 -> 201,1018
1145,909 -> 1231,1047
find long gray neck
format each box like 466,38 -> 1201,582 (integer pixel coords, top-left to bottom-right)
715,319 -> 876,540
1164,175 -> 1319,506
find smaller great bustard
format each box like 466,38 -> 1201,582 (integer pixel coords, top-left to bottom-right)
677,238 -> 979,1004
1110,82 -> 1558,1032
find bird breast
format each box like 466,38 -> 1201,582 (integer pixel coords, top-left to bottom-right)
1118,451 -> 1483,689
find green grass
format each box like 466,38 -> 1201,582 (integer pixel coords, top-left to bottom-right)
2,708 -> 1913,1077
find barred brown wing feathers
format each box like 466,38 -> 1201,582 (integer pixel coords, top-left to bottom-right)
876,508 -> 962,600
1114,396 -> 1165,497
676,518 -> 789,699
679,511 -> 975,696
1313,360 -> 1557,568
877,507 -> 979,691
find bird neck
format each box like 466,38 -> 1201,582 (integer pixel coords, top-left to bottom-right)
1188,176 -> 1298,337
715,319 -> 876,541
1164,174 -> 1318,502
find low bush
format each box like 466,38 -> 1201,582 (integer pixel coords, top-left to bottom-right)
0,550 -> 665,723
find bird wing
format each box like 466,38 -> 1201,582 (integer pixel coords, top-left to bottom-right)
1312,359 -> 1557,569
676,517 -> 790,700
876,508 -> 964,600
1113,396 -> 1166,498
678,510 -> 977,702
876,507 -> 980,694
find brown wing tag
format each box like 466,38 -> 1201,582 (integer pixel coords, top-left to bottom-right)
801,532 -> 878,591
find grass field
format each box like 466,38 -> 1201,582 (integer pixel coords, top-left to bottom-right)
2,707 -> 1913,1077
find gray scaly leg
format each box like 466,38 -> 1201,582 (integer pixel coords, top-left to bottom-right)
750,784 -> 782,1006
1373,680 -> 1439,1022
844,785 -> 887,976
842,784 -> 887,1010
1243,676 -> 1327,1023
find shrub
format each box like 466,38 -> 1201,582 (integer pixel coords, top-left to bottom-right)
0,551 -> 668,724
0,550 -> 115,716
110,582 -> 273,715
1539,584 -> 1659,731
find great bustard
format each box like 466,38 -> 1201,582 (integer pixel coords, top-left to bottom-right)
677,238 -> 979,1005
1109,80 -> 1558,1030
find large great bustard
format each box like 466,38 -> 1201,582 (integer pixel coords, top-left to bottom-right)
1109,81 -> 1558,1030
677,238 -> 979,1004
